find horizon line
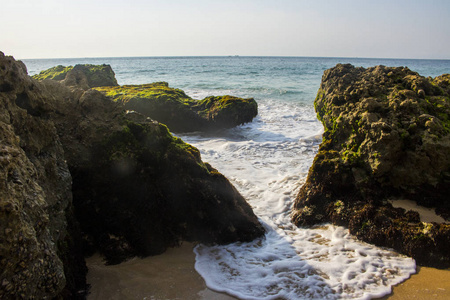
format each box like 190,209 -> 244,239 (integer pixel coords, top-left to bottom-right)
17,54 -> 450,61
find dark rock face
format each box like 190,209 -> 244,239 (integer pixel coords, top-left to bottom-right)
32,64 -> 119,89
0,53 -> 87,298
78,121 -> 264,263
94,82 -> 259,132
1,52 -> 264,298
292,64 -> 450,268
43,81 -> 264,264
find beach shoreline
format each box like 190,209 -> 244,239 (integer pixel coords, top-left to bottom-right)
86,243 -> 236,300
87,243 -> 449,300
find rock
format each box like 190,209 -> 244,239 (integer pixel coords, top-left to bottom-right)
34,65 -> 258,132
292,64 -> 450,268
0,52 -> 87,298
94,82 -> 258,132
43,81 -> 264,264
33,64 -> 119,89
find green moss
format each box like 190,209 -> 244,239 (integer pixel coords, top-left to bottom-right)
32,65 -> 73,81
78,64 -> 118,87
100,124 -> 141,163
33,64 -> 118,87
423,96 -> 450,134
333,200 -> 345,214
361,220 -> 371,231
194,95 -> 257,117
94,82 -> 192,104
95,82 -> 257,132
314,89 -> 327,122
342,149 -> 358,163
334,200 -> 344,207
170,135 -> 201,159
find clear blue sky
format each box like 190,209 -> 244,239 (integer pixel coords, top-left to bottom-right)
2,0 -> 450,59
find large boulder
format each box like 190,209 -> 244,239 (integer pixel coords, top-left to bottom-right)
0,53 -> 87,298
41,80 -> 264,264
94,82 -> 258,132
32,64 -> 119,89
292,64 -> 450,267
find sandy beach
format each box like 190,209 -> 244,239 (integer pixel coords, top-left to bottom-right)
87,243 -> 450,300
86,243 -> 236,300
377,266 -> 450,300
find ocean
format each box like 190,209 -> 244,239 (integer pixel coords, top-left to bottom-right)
24,56 -> 450,299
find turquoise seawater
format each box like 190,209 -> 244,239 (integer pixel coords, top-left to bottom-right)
24,57 -> 450,299
24,56 -> 450,106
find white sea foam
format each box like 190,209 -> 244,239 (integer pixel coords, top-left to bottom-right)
179,100 -> 416,300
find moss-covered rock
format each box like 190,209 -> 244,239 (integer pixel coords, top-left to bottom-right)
0,53 -> 87,298
292,64 -> 450,268
94,82 -> 258,132
33,64 -> 118,89
34,65 -> 258,132
38,68 -> 265,265
70,119 -> 264,263
32,64 -> 73,81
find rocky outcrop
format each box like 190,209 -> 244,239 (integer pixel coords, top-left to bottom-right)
292,64 -> 450,268
0,53 -> 87,298
41,80 -> 264,264
94,82 -> 258,132
32,64 -> 119,89
34,65 -> 258,132
1,52 -> 264,298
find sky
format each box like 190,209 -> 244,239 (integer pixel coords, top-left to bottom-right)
2,0 -> 450,59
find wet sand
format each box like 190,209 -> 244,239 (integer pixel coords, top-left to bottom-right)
378,267 -> 450,300
87,243 -> 450,300
380,200 -> 450,299
86,243 -> 236,300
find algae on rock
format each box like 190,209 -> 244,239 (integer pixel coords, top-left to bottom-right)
94,82 -> 258,132
34,65 -> 258,132
45,86 -> 265,264
292,64 -> 450,268
32,64 -> 119,89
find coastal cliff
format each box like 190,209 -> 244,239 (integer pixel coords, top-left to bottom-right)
0,53 -> 264,298
292,64 -> 450,267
